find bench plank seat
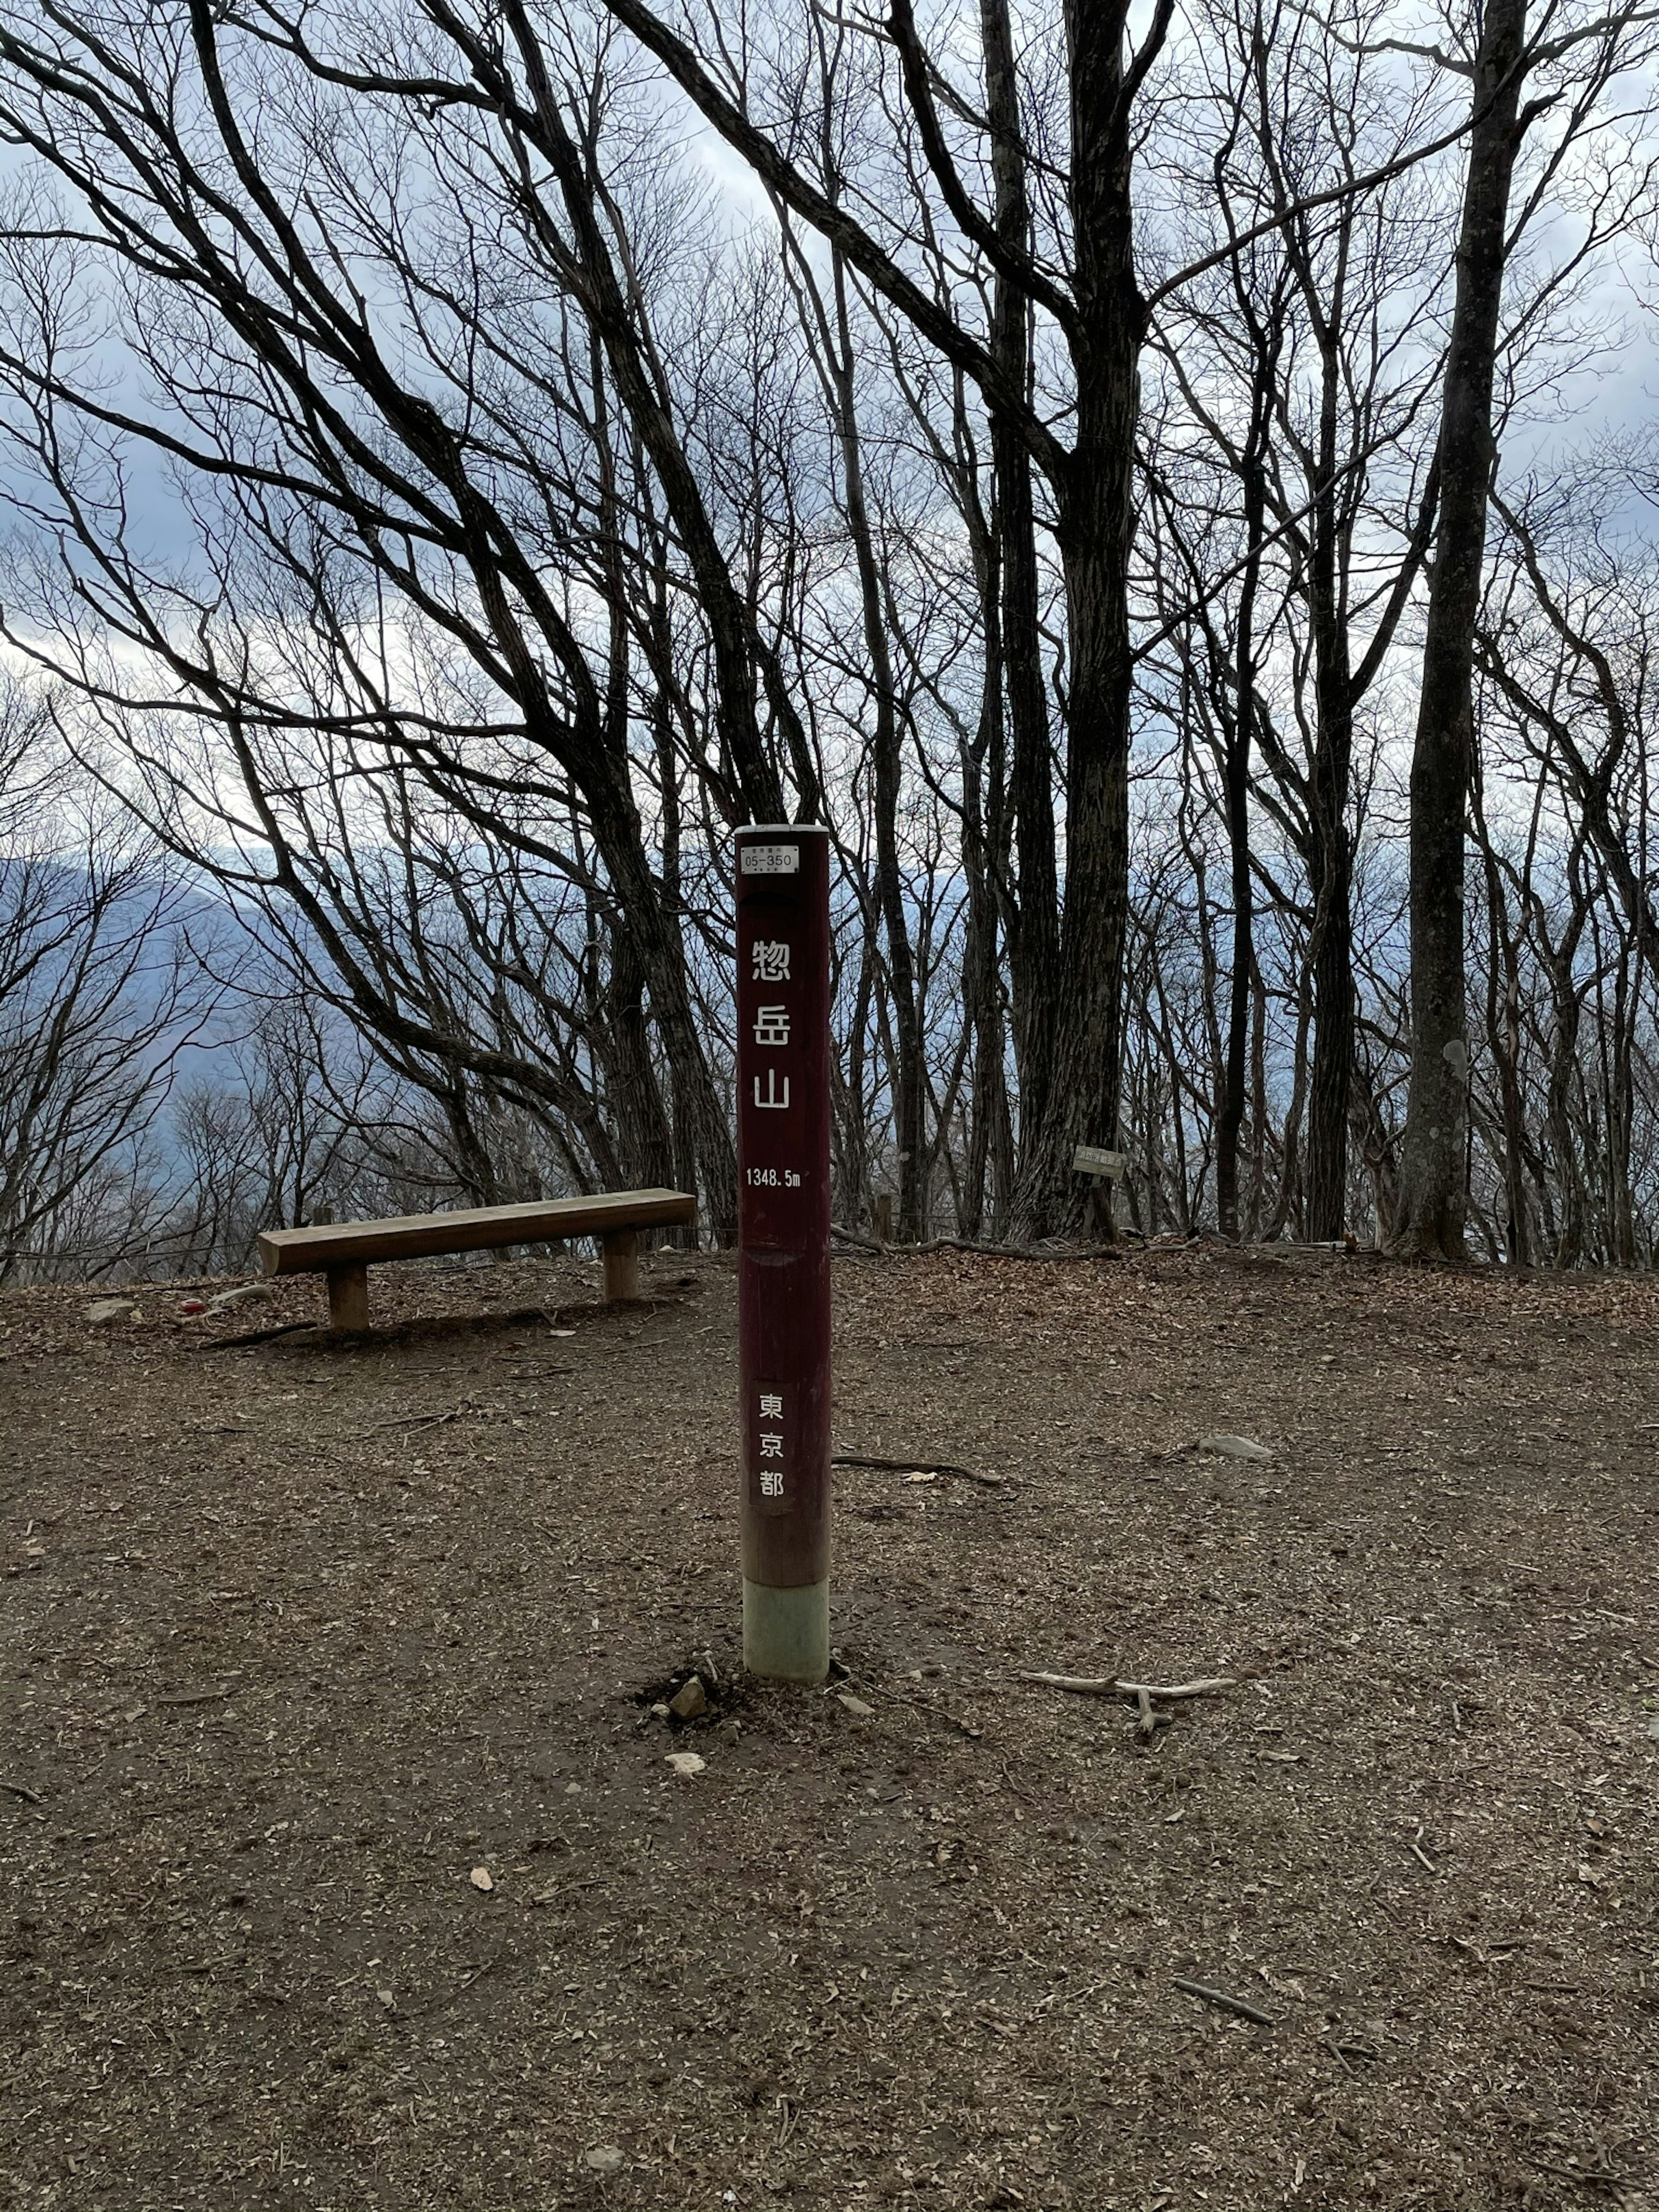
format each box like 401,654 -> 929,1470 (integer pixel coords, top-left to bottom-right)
257,1188 -> 696,1331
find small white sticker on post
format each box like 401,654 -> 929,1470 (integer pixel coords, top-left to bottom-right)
1073,1143 -> 1126,1178
741,844 -> 801,875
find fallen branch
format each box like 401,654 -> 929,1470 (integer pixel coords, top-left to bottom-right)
1174,1977 -> 1276,2027
197,1320 -> 322,1351
833,1455 -> 1006,1488
343,1402 -> 482,1439
1119,1675 -> 1238,1700
1018,1672 -> 1237,1700
0,1779 -> 43,1805
831,1224 -> 885,1255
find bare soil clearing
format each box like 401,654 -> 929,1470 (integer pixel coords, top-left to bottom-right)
3,1245 -> 1656,2211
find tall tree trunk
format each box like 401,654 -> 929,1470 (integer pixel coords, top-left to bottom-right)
1391,0 -> 1528,1257
1217,356 -> 1272,1239
650,675 -> 700,1237
1470,777 -> 1532,1265
961,636 -> 1010,1244
604,928 -> 675,1187
982,0 -> 1059,1170
1304,331 -> 1357,1241
1306,812 -> 1354,1236
944,342 -> 1014,1246
1013,2 -> 1147,1239
832,934 -> 875,1232
1611,946 -> 1636,1267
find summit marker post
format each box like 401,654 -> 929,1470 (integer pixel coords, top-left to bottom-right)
735,823 -> 832,1683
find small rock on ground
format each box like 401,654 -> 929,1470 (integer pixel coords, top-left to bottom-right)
1198,1433 -> 1274,1462
668,1677 -> 707,1719
84,1298 -> 138,1325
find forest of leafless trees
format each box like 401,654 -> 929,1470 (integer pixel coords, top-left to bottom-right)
1,0 -> 1658,1279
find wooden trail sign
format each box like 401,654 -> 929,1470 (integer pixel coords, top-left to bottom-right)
1073,1143 -> 1126,1179
735,824 -> 832,1683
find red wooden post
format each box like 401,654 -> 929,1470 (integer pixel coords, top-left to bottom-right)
735,823 -> 832,1681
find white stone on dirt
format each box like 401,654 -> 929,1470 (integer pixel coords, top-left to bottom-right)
1198,1433 -> 1274,1462
837,1693 -> 876,1717
584,2146 -> 624,2175
665,1751 -> 706,1777
668,1678 -> 707,1719
208,1284 -> 274,1314
84,1298 -> 138,1325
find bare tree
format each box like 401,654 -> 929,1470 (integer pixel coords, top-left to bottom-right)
595,0 -> 1178,1235
1391,0 -> 1659,1254
0,680 -> 214,1280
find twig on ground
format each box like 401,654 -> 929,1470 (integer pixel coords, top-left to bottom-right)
864,1676 -> 984,1740
344,1403 -> 480,1439
1174,1977 -> 1276,2027
197,1320 -> 323,1351
833,1455 -> 1007,1488
1018,1672 -> 1237,1700
156,1687 -> 233,1707
1409,1840 -> 1439,1875
1030,1977 -> 1109,2018
409,1955 -> 501,2018
1,1779 -> 43,1804
1527,2164 -> 1630,2190
1323,2033 -> 1381,2068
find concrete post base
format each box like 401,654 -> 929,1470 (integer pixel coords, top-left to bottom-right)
743,1576 -> 830,1684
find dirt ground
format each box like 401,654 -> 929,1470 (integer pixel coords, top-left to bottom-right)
2,1241 -> 1657,2212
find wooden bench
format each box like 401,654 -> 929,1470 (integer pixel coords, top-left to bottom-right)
257,1188 -> 696,1332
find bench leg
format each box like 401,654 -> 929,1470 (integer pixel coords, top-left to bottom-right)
327,1262 -> 370,1333
601,1228 -> 639,1302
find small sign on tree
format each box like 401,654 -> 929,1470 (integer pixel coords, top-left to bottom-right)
1073,1143 -> 1126,1180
